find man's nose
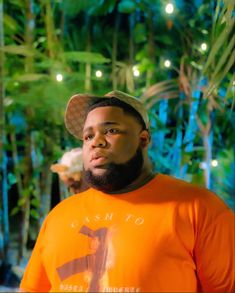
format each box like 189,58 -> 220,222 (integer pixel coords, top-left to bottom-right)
92,133 -> 107,148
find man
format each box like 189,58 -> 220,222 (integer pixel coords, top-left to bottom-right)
20,90 -> 234,292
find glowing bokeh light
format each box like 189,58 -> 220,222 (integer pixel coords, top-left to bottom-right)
164,60 -> 171,68
165,3 -> 174,14
133,66 -> 140,77
95,70 -> 102,78
211,159 -> 218,167
56,74 -> 63,82
201,43 -> 207,51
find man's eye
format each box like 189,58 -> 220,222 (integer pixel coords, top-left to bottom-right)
84,134 -> 94,141
107,128 -> 119,134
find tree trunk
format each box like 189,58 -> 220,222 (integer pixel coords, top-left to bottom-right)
180,80 -> 202,178
45,0 -> 58,59
172,93 -> 184,178
59,180 -> 69,201
112,12 -> 120,90
127,13 -> 134,93
39,163 -> 52,227
9,126 -> 25,263
197,107 -> 213,189
17,0 -> 35,264
146,9 -> 156,88
85,17 -> 92,92
202,132 -> 212,188
0,0 -> 10,262
9,127 -> 24,197
18,122 -> 33,264
157,99 -> 168,152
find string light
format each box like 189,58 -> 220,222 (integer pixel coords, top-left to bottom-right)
199,160 -> 218,169
56,74 -> 63,82
164,60 -> 171,68
211,159 -> 218,167
133,66 -> 140,77
200,43 -> 207,51
165,3 -> 174,14
95,70 -> 102,78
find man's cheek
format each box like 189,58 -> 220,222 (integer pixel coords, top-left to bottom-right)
83,162 -> 89,170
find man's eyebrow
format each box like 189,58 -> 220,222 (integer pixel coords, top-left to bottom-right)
83,122 -> 121,133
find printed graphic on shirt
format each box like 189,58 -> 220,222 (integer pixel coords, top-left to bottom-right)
59,283 -> 140,292
56,225 -> 115,292
83,212 -> 145,226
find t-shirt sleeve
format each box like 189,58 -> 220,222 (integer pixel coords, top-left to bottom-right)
195,205 -> 235,292
20,218 -> 51,292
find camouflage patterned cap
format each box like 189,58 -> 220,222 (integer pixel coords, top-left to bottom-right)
64,90 -> 149,140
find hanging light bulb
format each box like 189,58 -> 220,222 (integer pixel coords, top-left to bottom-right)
165,3 -> 174,14
56,74 -> 63,82
133,66 -> 140,77
200,43 -> 207,51
211,159 -> 218,167
164,60 -> 171,68
95,70 -> 102,78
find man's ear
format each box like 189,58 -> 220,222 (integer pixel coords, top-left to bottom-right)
139,130 -> 150,148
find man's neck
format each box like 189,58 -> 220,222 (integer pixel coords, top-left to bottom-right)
107,166 -> 155,194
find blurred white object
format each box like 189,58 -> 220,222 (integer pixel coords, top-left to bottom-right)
51,148 -> 83,176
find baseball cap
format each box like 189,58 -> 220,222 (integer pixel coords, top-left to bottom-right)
64,90 -> 149,140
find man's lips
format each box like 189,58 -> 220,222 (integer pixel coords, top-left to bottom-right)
90,154 -> 108,166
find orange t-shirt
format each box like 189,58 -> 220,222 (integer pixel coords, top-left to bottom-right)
20,174 -> 234,292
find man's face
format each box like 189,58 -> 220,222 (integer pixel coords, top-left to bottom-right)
82,106 -> 149,192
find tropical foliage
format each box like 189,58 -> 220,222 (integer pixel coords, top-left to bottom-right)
0,0 -> 234,265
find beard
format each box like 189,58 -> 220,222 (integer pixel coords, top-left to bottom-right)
84,147 -> 144,193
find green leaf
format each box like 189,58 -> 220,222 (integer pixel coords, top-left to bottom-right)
141,79 -> 179,101
7,173 -> 17,185
88,0 -> 116,15
0,45 -> 36,56
134,23 -> 147,43
61,0 -> 98,16
204,50 -> 235,98
16,73 -> 49,82
30,209 -> 39,220
17,197 -> 26,207
10,206 -> 20,216
31,198 -> 40,208
118,0 -> 136,13
3,13 -> 18,32
62,51 -> 110,64
203,18 -> 234,73
155,35 -> 173,46
211,34 -> 235,79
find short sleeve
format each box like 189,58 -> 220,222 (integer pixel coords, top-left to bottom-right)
20,218 -> 51,292
195,207 -> 235,292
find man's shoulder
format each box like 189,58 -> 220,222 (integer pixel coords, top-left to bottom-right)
47,188 -> 95,216
151,174 -> 229,209
151,173 -> 206,193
